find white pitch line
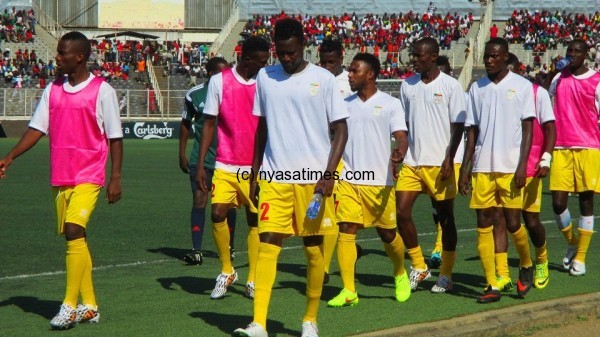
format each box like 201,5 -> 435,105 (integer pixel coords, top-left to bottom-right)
1,217 -> 596,281
0,259 -> 169,281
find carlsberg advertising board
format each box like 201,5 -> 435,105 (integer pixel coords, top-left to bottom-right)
122,122 -> 181,139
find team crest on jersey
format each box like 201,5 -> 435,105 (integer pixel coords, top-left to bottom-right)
309,82 -> 320,96
506,89 -> 516,100
322,217 -> 333,227
373,105 -> 383,116
433,93 -> 443,103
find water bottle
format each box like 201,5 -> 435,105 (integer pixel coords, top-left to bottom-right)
555,56 -> 572,71
306,192 -> 323,220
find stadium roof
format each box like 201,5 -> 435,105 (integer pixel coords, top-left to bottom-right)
94,31 -> 159,40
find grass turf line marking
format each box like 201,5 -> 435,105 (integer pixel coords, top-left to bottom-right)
2,216 -> 596,281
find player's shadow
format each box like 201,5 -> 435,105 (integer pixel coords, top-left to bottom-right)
360,248 -> 387,258
190,311 -> 297,336
276,262 -> 309,278
0,296 -> 61,319
156,276 -> 248,298
441,272 -> 487,299
548,262 -> 566,272
464,255 -> 480,262
147,247 -> 218,261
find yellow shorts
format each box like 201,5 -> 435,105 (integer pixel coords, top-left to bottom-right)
212,169 -> 258,213
395,164 -> 459,201
550,149 -> 600,193
335,180 -> 396,229
52,183 -> 101,234
522,177 -> 542,213
257,181 -> 337,236
470,172 -> 523,209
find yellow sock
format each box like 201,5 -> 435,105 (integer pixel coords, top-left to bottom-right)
384,232 -> 406,276
254,243 -> 281,328
574,229 -> 594,264
511,225 -> 533,268
247,227 -> 260,283
561,224 -> 579,247
323,232 -> 338,274
337,233 -> 357,292
434,223 -> 443,252
213,220 -> 233,274
439,250 -> 456,277
495,253 -> 509,279
79,242 -> 97,308
64,238 -> 87,308
477,227 -> 497,288
304,245 -> 324,323
407,246 -> 427,270
535,243 -> 547,264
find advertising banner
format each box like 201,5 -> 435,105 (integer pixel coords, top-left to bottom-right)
98,0 -> 185,29
122,121 -> 180,139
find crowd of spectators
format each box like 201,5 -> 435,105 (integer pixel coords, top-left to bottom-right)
503,10 -> 600,52
240,5 -> 473,79
1,47 -> 54,88
0,7 -> 36,44
242,7 -> 473,53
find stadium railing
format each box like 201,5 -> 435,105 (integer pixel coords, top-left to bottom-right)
147,56 -> 165,114
0,80 -> 403,121
0,88 -> 186,121
458,37 -> 475,90
32,1 -> 64,40
210,3 -> 240,56
475,2 -> 493,66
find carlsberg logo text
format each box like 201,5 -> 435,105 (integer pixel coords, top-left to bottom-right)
133,122 -> 174,139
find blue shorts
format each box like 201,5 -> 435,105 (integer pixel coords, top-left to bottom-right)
188,164 -> 214,194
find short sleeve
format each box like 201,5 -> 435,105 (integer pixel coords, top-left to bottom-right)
535,87 -> 555,124
449,81 -> 467,123
325,73 -> 349,123
389,98 -> 408,133
253,70 -> 264,117
203,73 -> 222,116
465,85 -> 477,126
99,83 -> 123,139
520,82 -> 536,120
28,85 -> 52,134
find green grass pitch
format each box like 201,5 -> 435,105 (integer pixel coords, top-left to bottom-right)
0,139 -> 598,336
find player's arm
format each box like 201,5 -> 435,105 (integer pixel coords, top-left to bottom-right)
195,77 -> 220,192
541,63 -> 560,91
536,121 -> 556,178
391,130 -> 408,181
515,118 -> 534,188
0,128 -> 44,179
441,122 -> 465,180
459,125 -> 477,196
107,138 -> 123,204
196,115 -> 216,191
179,98 -> 194,174
250,117 -> 268,206
179,119 -> 191,173
317,119 -> 348,197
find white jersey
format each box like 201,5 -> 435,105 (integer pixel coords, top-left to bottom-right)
253,63 -> 349,183
535,86 -> 555,124
336,70 -> 353,98
30,73 -> 123,139
343,90 -> 407,186
400,72 -> 466,166
466,71 -> 536,173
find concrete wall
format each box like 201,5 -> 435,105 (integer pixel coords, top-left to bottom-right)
0,120 -> 30,138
